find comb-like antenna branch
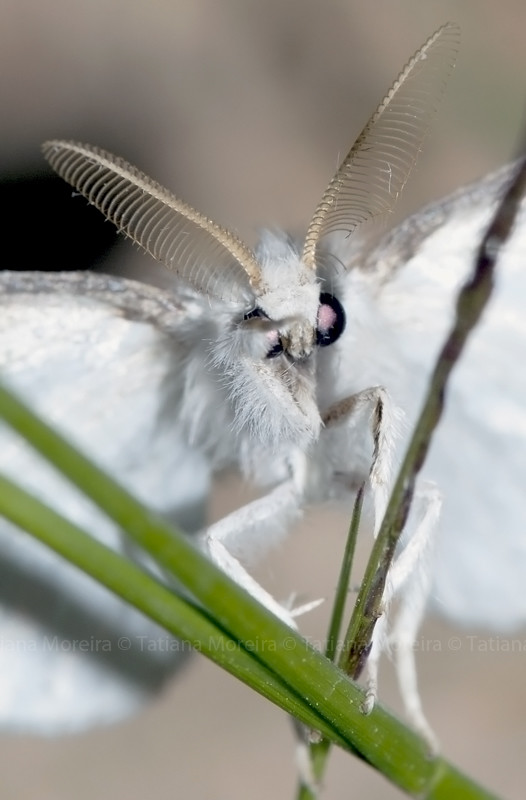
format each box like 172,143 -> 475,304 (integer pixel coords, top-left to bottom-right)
302,22 -> 460,270
42,141 -> 261,303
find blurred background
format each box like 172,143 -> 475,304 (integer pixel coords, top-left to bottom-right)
1,0 -> 526,797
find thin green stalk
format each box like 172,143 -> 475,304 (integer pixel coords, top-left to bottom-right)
0,381 -> 498,798
324,484 -> 364,663
296,486 -> 364,799
298,154 -> 526,796
342,156 -> 526,680
0,471 -> 349,745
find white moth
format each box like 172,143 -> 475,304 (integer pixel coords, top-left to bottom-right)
0,21 -> 524,745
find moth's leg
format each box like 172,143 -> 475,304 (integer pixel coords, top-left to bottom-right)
202,470 -> 324,790
362,482 -> 442,752
323,386 -> 399,526
199,479 -> 314,628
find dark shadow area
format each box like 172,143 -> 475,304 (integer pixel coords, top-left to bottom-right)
0,163 -> 120,273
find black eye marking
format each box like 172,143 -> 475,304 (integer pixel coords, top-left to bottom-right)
244,293 -> 345,358
266,341 -> 284,358
316,293 -> 346,347
243,307 -> 264,321
244,307 -> 283,358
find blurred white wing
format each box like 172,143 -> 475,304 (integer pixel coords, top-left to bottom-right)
0,271 -> 210,733
346,163 -> 526,629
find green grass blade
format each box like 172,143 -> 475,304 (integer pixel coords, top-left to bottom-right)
0,380 -> 498,798
0,470 -> 352,744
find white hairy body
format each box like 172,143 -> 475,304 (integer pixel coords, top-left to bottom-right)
1,162 -> 524,740
1,24 -> 524,747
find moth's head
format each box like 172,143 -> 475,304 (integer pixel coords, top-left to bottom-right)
207,232 -> 346,449
242,230 -> 345,362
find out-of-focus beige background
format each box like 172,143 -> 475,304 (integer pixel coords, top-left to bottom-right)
1,1 -> 526,798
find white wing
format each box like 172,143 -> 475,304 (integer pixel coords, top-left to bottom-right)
0,271 -> 210,733
340,163 -> 526,630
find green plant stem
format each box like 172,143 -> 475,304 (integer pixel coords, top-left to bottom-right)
296,487 -> 364,798
324,484 -> 364,663
342,156 -> 526,680
0,381 -> 498,798
297,155 -> 526,796
0,471 -> 350,745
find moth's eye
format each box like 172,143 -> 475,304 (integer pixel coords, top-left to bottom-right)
244,307 -> 283,359
244,307 -> 265,321
316,293 -> 346,347
266,338 -> 284,359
